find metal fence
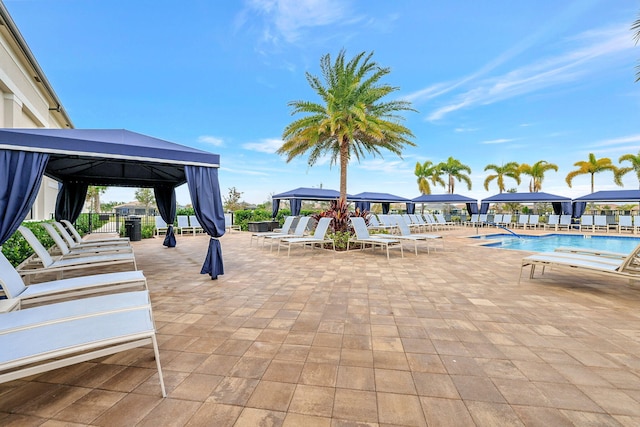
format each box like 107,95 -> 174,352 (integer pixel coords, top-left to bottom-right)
83,213 -> 155,234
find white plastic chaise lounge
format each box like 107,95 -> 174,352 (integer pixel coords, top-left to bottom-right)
0,290 -> 166,396
557,215 -> 572,231
617,216 -> 634,234
17,226 -> 137,281
348,217 -> 403,259
527,214 -> 540,229
250,216 -> 295,247
515,214 -> 529,229
580,215 -> 594,232
519,243 -> 640,283
387,215 -> 444,255
177,215 -> 195,235
544,214 -> 560,230
53,222 -> 130,250
435,213 -> 456,229
277,217 -> 335,256
0,252 -> 146,307
189,215 -> 204,235
263,216 -> 311,251
61,219 -> 129,245
154,216 -> 169,236
42,223 -> 133,257
594,215 -> 609,233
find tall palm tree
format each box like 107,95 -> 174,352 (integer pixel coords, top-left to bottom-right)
483,162 -> 520,193
278,50 -> 416,202
437,157 -> 472,194
519,160 -> 558,192
633,12 -> 640,81
565,153 -> 622,193
415,160 -> 445,194
618,151 -> 640,188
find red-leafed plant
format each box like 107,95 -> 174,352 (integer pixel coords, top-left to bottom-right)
312,200 -> 369,250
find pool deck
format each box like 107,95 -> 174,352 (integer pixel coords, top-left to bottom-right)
2,225 -> 640,426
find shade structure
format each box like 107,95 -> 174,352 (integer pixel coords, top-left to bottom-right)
412,193 -> 477,204
481,191 -> 573,216
271,187 -> 347,216
0,128 -> 225,279
351,192 -> 412,214
573,190 -> 640,202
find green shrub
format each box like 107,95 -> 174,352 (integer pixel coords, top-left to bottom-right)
329,231 -> 351,251
141,225 -> 155,239
1,221 -> 56,267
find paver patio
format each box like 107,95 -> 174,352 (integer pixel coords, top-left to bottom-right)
1,226 -> 640,426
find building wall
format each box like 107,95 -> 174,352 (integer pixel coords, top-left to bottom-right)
0,5 -> 73,220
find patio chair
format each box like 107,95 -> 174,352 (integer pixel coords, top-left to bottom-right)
520,243 -> 640,283
348,217 -> 403,259
593,215 -> 609,233
465,214 -> 480,227
0,252 -> 146,307
491,214 -> 503,227
278,217 -> 335,256
177,215 -> 195,235
377,214 -> 399,232
154,216 -> 168,236
224,213 -> 241,233
434,213 -> 456,229
60,220 -> 129,245
17,226 -> 137,281
53,222 -> 130,250
377,215 -> 443,255
617,216 -> 633,234
250,216 -> 295,247
41,223 -> 132,257
579,215 -> 594,232
544,214 -> 560,231
0,290 -> 166,396
263,216 -> 311,251
189,215 -> 204,235
527,214 -> 540,229
557,215 -> 572,231
515,214 -> 529,229
367,215 -> 387,231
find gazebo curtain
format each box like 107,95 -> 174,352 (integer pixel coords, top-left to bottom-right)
406,203 -> 415,214
290,199 -> 302,216
54,181 -> 88,223
154,186 -> 177,248
271,199 -> 280,218
0,150 -> 49,245
479,202 -> 490,215
572,202 -> 586,218
355,201 -> 370,212
186,165 -> 225,280
381,203 -> 390,214
466,202 -> 478,215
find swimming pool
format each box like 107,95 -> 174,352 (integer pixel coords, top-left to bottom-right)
472,233 -> 640,253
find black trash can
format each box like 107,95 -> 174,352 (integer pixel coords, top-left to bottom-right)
124,216 -> 142,241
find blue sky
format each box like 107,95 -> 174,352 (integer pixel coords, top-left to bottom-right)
6,0 -> 640,205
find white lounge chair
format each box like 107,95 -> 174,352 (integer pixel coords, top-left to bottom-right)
264,216 -> 311,251
580,215 -> 594,232
224,213 -> 240,232
42,223 -> 132,257
53,222 -> 130,250
0,291 -> 166,396
515,214 -> 529,229
177,215 -> 195,235
520,243 -> 640,283
189,215 -> 204,235
17,226 -> 137,281
594,215 -> 609,233
544,214 -> 560,231
491,214 -> 503,227
378,215 -> 443,255
154,216 -> 169,236
278,217 -> 335,256
348,217 -> 403,259
527,214 -> 540,229
250,216 -> 295,247
0,252 -> 146,307
60,220 -> 129,245
617,216 -> 634,234
557,215 -> 572,231
434,213 -> 455,229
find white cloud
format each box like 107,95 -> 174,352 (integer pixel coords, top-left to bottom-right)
242,138 -> 283,153
591,134 -> 640,148
220,166 -> 269,176
481,138 -> 516,145
197,135 -> 224,146
454,127 -> 478,133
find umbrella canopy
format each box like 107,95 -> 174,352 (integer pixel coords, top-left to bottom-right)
574,190 -> 640,202
412,193 -> 477,204
0,128 -> 220,187
481,192 -> 571,203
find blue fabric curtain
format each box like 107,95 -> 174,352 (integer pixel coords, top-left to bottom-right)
290,199 -> 302,216
382,203 -> 390,214
479,202 -> 490,214
271,199 -> 280,218
551,202 -> 562,215
466,202 -> 478,215
54,181 -> 88,222
562,201 -> 574,216
154,186 -> 177,248
406,203 -> 415,214
0,150 -> 49,245
355,201 -> 370,212
572,202 -> 586,218
185,166 -> 225,279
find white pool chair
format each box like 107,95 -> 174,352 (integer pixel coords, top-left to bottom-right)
250,216 -> 295,246
278,217 -> 335,256
348,217 -> 403,259
61,220 -> 129,245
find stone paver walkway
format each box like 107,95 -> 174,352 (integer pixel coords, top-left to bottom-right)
2,226 -> 640,426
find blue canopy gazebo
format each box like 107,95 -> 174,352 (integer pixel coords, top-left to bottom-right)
0,128 -> 225,279
351,192 -> 412,214
412,193 -> 478,215
573,190 -> 640,218
480,192 -> 573,216
271,187 -> 348,217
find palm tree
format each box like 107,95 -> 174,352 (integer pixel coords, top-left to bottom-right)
565,153 -> 622,193
633,12 -> 640,81
415,160 -> 445,194
483,162 -> 520,193
437,157 -> 472,194
618,151 -> 640,188
519,160 -> 558,192
278,50 -> 416,202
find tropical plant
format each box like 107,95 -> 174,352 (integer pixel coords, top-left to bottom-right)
618,151 -> 640,188
134,188 -> 156,215
633,12 -> 640,81
518,160 -> 559,192
415,160 -> 445,194
565,153 -> 622,193
278,50 -> 416,202
437,157 -> 472,194
86,186 -> 107,213
483,162 -> 520,193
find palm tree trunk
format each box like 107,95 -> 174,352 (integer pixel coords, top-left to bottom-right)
339,137 -> 349,202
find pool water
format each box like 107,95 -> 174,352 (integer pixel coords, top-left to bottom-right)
472,233 -> 640,253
